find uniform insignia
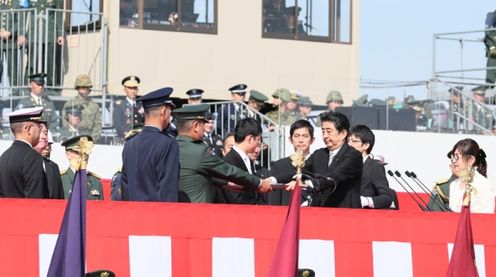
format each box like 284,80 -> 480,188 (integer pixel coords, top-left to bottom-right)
90,189 -> 100,196
60,169 -> 67,175
435,178 -> 449,185
88,171 -> 101,180
115,99 -> 122,105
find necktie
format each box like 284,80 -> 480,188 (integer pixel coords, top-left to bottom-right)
328,151 -> 335,167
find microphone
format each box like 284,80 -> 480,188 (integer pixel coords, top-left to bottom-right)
394,170 -> 431,211
387,170 -> 428,211
407,171 -> 453,212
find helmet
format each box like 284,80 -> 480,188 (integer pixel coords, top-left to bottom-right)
326,90 -> 343,103
74,74 -> 92,88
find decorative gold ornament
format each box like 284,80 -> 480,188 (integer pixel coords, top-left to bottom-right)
290,149 -> 305,175
459,166 -> 475,207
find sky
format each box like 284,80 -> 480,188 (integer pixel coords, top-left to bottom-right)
360,1 -> 495,101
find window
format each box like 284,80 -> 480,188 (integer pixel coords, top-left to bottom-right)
120,0 -> 217,34
66,0 -> 103,31
262,0 -> 352,43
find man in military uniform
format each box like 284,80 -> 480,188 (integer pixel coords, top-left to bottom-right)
472,85 -> 494,131
21,0 -> 65,87
265,88 -> 292,125
58,105 -> 83,142
283,91 -> 299,125
113,75 -> 144,140
62,74 -> 101,141
246,89 -> 268,123
16,73 -> 58,130
186,88 -> 204,104
218,83 -> 247,135
176,104 -> 272,203
203,112 -> 223,157
484,11 -> 496,86
60,135 -> 103,200
121,87 -> 179,202
326,90 -> 344,112
0,107 -> 48,198
297,96 -> 313,120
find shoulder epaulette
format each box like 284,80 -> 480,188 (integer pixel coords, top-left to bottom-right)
60,169 -> 67,175
88,171 -> 101,180
435,185 -> 449,202
435,178 -> 449,186
125,128 -> 142,141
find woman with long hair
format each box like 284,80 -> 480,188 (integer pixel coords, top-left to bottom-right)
448,138 -> 494,213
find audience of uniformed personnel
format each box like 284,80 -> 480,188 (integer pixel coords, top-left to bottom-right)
33,123 -> 64,199
62,74 -> 102,142
0,107 -> 49,198
60,135 -> 103,200
218,83 -> 248,135
16,73 -> 58,131
266,88 -> 292,125
113,75 -> 145,139
186,88 -> 204,104
176,104 -> 272,203
121,87 -> 179,202
58,105 -> 84,142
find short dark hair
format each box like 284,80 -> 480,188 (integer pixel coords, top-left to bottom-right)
223,132 -> 234,144
290,119 -> 314,138
234,118 -> 262,143
349,124 -> 375,154
320,112 -> 350,134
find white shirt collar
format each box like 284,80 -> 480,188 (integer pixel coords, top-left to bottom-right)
126,97 -> 136,105
233,145 -> 252,174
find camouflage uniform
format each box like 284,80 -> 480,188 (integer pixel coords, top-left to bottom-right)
62,74 -> 102,141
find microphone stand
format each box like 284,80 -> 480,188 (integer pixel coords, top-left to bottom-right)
408,171 -> 452,212
387,170 -> 428,211
394,170 -> 431,211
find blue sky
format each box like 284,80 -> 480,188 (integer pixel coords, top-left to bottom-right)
360,1 -> 495,100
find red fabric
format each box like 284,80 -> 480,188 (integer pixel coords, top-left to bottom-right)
267,182 -> 302,277
446,205 -> 479,277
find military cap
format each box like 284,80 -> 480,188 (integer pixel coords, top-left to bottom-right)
229,84 -> 247,94
62,135 -> 93,152
74,74 -> 93,88
278,89 -> 292,102
448,86 -> 463,96
9,106 -> 46,123
290,91 -> 299,101
138,87 -> 175,109
186,88 -> 204,99
85,269 -> 116,277
249,90 -> 268,104
286,6 -> 302,15
64,105 -> 84,117
326,90 -> 343,104
272,88 -> 289,98
404,95 -> 415,104
206,112 -> 217,120
369,98 -> 387,107
471,85 -> 486,96
173,104 -> 210,122
298,96 -> 313,106
122,75 -> 141,87
29,73 -> 47,85
352,94 -> 368,107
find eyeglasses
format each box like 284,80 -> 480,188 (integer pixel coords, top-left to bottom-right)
449,154 -> 463,162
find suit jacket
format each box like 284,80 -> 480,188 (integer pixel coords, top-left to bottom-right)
121,126 -> 179,202
268,157 -> 294,205
177,135 -> 260,203
0,140 -> 48,198
361,157 -> 393,209
222,148 -> 258,204
43,158 -> 64,199
305,143 -> 362,208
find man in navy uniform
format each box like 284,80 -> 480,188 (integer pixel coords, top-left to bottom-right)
113,75 -> 144,139
121,87 -> 179,202
218,84 -> 247,135
186,88 -> 204,104
0,107 -> 48,198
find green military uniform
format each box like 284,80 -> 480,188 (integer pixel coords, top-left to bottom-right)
175,105 -> 261,203
484,12 -> 496,85
62,96 -> 101,141
60,168 -> 103,200
427,177 -> 454,211
26,0 -> 65,86
266,88 -> 294,125
58,125 -> 80,142
60,134 -> 103,200
471,86 -> 494,130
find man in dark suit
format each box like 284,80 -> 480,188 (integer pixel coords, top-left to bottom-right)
0,107 -> 48,198
121,87 -> 179,202
303,112 -> 362,208
269,119 -> 315,205
33,123 -> 64,199
348,125 -> 395,209
176,105 -> 272,203
222,117 -> 266,204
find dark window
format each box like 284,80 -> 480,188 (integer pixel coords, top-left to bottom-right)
120,0 -> 217,34
262,0 -> 351,43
